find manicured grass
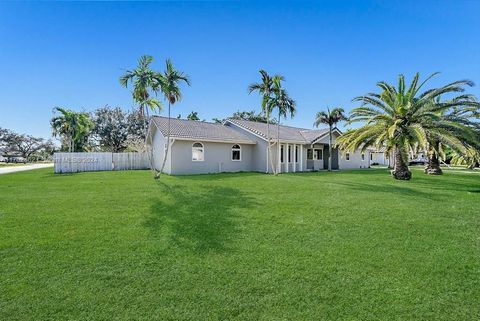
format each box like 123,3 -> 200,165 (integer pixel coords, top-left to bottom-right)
0,168 -> 479,320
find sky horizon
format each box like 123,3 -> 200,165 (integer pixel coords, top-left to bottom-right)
1,1 -> 479,140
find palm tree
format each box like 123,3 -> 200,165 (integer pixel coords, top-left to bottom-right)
313,107 -> 347,171
248,70 -> 284,174
269,77 -> 296,174
336,72 -> 478,180
423,102 -> 479,175
51,107 -> 93,152
157,59 -> 191,178
119,55 -> 162,139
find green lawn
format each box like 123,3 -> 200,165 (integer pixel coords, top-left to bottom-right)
1,169 -> 479,320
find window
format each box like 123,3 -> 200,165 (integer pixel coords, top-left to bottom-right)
346,153 -> 350,161
370,153 -> 373,161
361,153 -> 365,161
280,145 -> 284,163
295,146 -> 299,163
192,142 -> 204,161
314,149 -> 323,160
288,145 -> 292,163
307,149 -> 313,160
232,144 -> 241,161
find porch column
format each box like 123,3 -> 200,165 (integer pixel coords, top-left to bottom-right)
293,144 -> 296,172
285,143 -> 289,173
300,145 -> 303,171
277,142 -> 281,174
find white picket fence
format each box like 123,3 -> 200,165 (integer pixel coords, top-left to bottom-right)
54,152 -> 150,173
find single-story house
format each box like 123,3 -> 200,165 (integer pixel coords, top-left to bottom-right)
147,116 -> 372,175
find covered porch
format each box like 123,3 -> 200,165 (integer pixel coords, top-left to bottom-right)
273,142 -> 339,173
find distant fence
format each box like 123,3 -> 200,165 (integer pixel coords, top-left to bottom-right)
54,152 -> 149,173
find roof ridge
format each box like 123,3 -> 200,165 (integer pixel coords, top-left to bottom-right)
153,115 -> 223,126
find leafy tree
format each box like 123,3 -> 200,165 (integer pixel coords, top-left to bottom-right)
336,73 -> 479,180
249,70 -> 284,174
269,77 -> 296,175
157,59 -> 191,178
0,129 -> 54,161
119,55 -> 163,153
187,111 -> 200,121
314,107 -> 347,171
51,107 -> 94,152
91,106 -> 130,152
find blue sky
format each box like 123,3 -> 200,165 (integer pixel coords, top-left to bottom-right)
1,1 -> 479,139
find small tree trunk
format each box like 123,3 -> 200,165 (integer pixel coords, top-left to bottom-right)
328,125 -> 332,172
266,110 -> 275,175
157,102 -> 171,179
276,110 -> 281,175
424,149 -> 442,175
391,146 -> 412,180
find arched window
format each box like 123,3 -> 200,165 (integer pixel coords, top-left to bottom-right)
361,153 -> 365,161
192,142 -> 204,161
232,144 -> 241,161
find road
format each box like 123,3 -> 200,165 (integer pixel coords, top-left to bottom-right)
0,163 -> 53,175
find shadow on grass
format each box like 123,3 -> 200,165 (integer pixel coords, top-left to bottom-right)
145,183 -> 257,253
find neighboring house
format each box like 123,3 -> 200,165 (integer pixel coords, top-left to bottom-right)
148,116 -> 371,175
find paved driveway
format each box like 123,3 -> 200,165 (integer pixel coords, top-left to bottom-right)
0,163 -> 53,175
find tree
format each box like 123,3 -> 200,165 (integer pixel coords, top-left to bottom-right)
91,106 -> 130,152
268,77 -> 296,175
248,70 -> 284,174
313,107 -> 347,171
187,111 -> 200,121
0,129 -> 54,161
336,73 -> 479,180
424,100 -> 480,174
51,107 -> 94,152
157,59 -> 191,178
119,55 -> 163,154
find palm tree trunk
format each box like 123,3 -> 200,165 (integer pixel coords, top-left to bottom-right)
143,106 -> 155,173
157,102 -> 171,178
266,110 -> 275,175
425,149 -> 443,175
391,146 -> 412,180
328,125 -> 332,172
276,110 -> 281,175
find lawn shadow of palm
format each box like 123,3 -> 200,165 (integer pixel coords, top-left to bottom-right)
145,183 -> 257,254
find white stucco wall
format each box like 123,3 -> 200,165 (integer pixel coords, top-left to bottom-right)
151,128 -> 172,174
169,140 -> 255,175
338,149 -> 371,169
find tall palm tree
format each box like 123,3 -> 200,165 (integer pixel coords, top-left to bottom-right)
157,59 -> 191,178
336,72 -> 478,180
119,55 -> 162,140
51,107 -> 93,152
248,70 -> 284,174
269,78 -> 296,175
313,107 -> 347,172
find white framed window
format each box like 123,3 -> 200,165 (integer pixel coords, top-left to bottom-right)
192,142 -> 204,161
346,153 -> 350,161
314,149 -> 323,160
288,145 -> 292,163
295,146 -> 299,163
280,145 -> 284,163
232,144 -> 241,161
361,153 -> 365,161
370,153 -> 373,161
